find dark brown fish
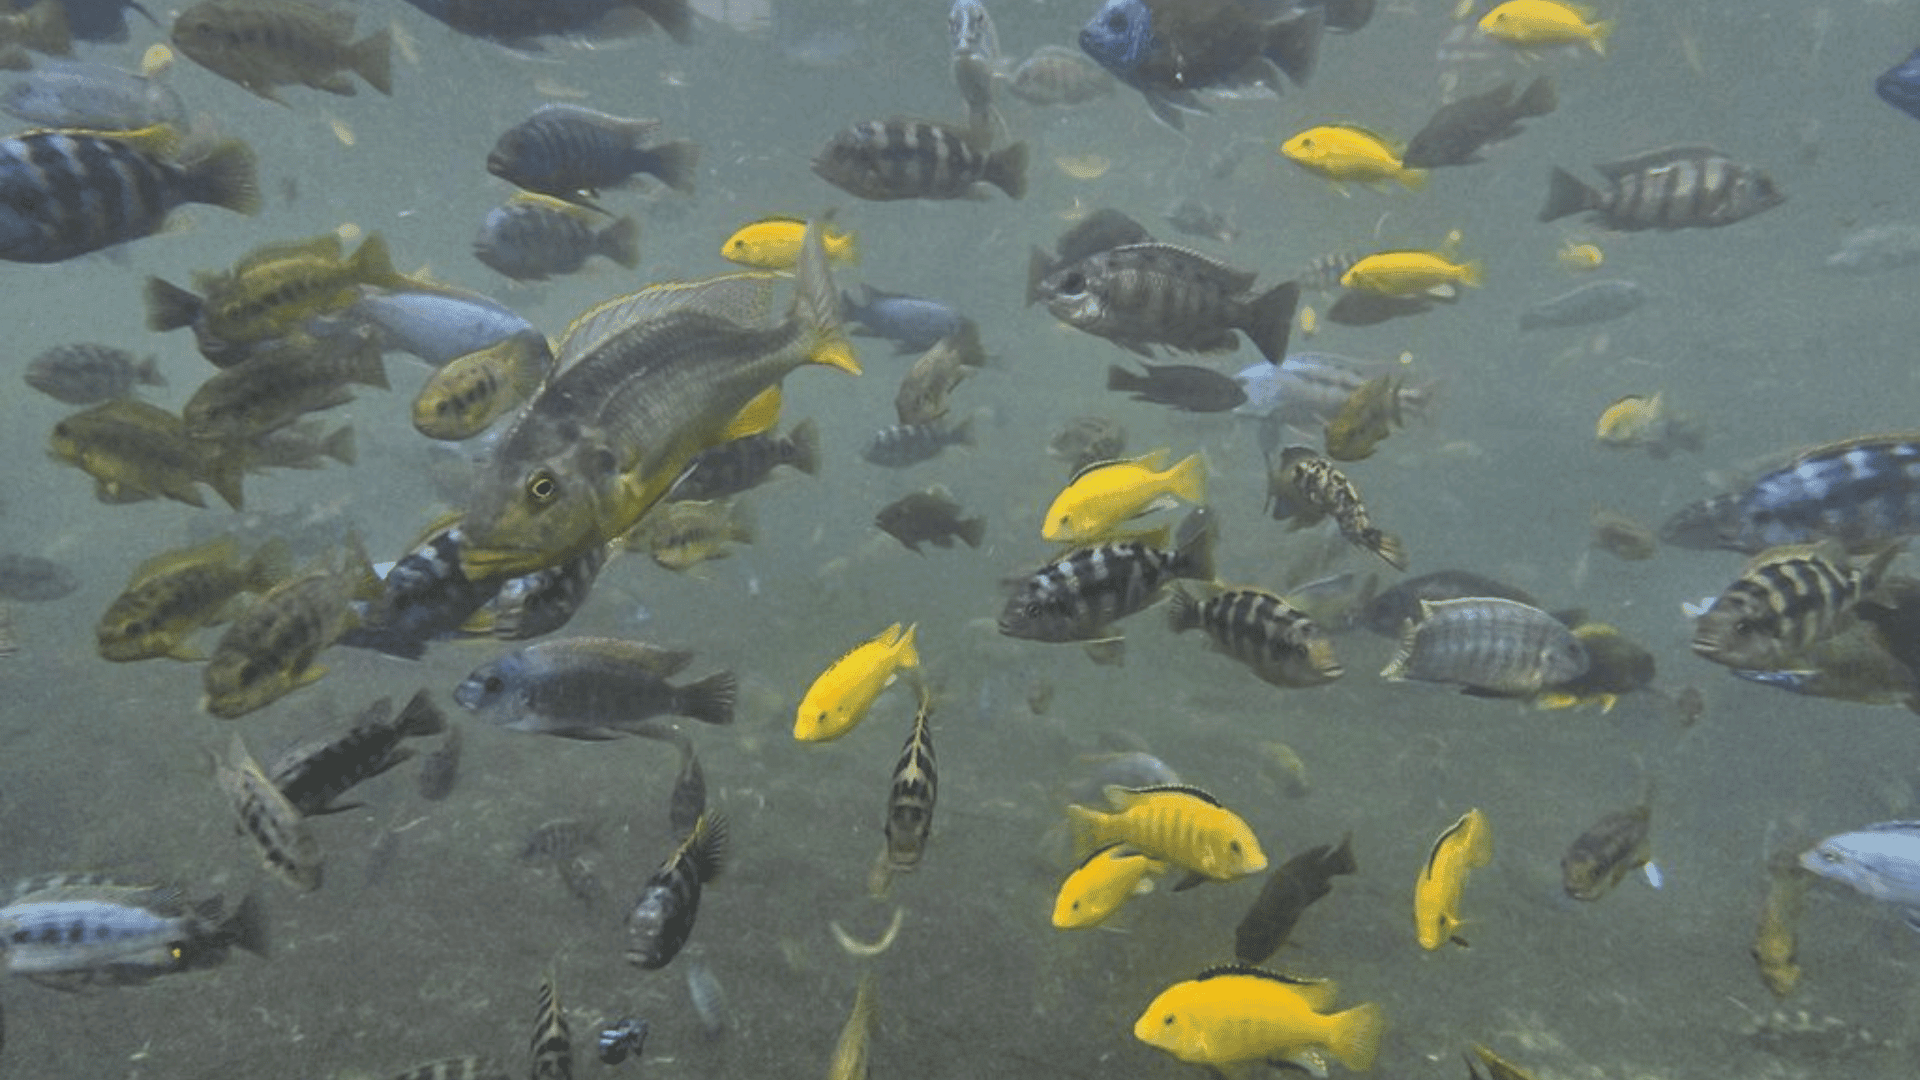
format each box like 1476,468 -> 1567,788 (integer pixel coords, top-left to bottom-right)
1048,415 -> 1127,473
1325,288 -> 1452,326
1402,76 -> 1556,168
1591,509 -> 1656,561
812,117 -> 1026,201
1561,796 -> 1652,901
487,103 -> 699,204
875,486 -> 985,553
1107,362 -> 1247,412
1322,372 -> 1403,461
1540,145 -> 1783,230
1233,834 -> 1356,963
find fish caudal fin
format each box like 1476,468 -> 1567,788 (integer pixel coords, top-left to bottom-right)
794,220 -> 860,374
985,141 -> 1029,200
643,139 -> 701,194
1166,452 -> 1208,506
599,216 -> 641,269
181,138 -> 261,216
676,671 -> 737,726
1538,167 -> 1596,223
1368,529 -> 1409,570
1242,280 -> 1299,365
686,811 -> 729,882
1381,620 -> 1419,681
351,28 -> 393,95
144,276 -> 203,331
1106,364 -> 1145,393
321,425 -> 356,465
1327,1001 -> 1386,1071
225,892 -> 270,958
786,419 -> 822,475
1587,20 -> 1614,57
396,688 -> 449,737
893,623 -> 921,671
956,515 -> 986,548
1516,75 -> 1558,118
1065,802 -> 1107,859
1172,508 -> 1217,582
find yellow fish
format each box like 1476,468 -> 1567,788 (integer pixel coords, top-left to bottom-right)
720,215 -> 859,270
1341,248 -> 1483,296
1414,807 -> 1493,950
1067,784 -> 1267,882
1557,240 -> 1603,270
1594,392 -> 1663,446
794,622 -> 920,742
1134,966 -> 1385,1073
412,331 -> 553,441
1041,449 -> 1207,544
1479,1 -> 1614,56
1051,842 -> 1167,929
1281,125 -> 1426,190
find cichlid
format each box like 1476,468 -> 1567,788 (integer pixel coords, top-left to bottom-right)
214,733 -> 323,891
1518,278 -> 1643,331
455,637 -> 734,738
0,877 -> 267,989
1561,792 -> 1653,901
1281,124 -> 1425,190
1266,445 -> 1406,570
96,535 -> 290,661
1661,434 -> 1920,554
875,486 -> 986,553
474,194 -> 639,281
1540,146 -> 1782,231
488,103 -> 699,204
350,283 -> 536,366
1052,842 -> 1167,928
670,419 -> 820,502
720,215 -> 858,270
894,321 -> 985,426
1691,543 -> 1897,671
2,57 -> 185,131
1753,851 -> 1812,997
399,0 -> 690,49
811,116 -> 1026,202
1004,44 -> 1114,107
529,971 -> 572,1080
1068,783 -> 1266,883
1402,76 -> 1555,168
24,343 -> 164,405
825,972 -> 877,1080
182,325 -> 388,442
170,0 -> 392,102
1169,584 -> 1341,689
1107,362 -> 1247,413
795,622 -> 920,742
842,284 -> 969,354
861,414 -> 976,468
50,399 -> 247,510
1415,807 -> 1491,949
474,544 -> 608,642
1233,351 -> 1431,428
1879,47 -> 1920,123
201,537 -> 382,718
1133,965 -> 1385,1073
1043,449 -> 1206,544
1383,597 -> 1587,697
624,498 -> 755,572
268,690 -> 447,816
1801,821 -> 1920,928
1234,834 -> 1357,964
1479,1 -> 1612,56
146,233 -> 410,357
1341,246 -> 1482,296
626,811 -> 728,970
1049,415 -> 1128,474
872,685 -> 938,893
1322,371 -> 1406,461
412,331 -> 555,442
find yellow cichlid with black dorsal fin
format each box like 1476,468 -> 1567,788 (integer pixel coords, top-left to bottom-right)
1067,784 -> 1266,883
794,622 -> 920,742
1415,807 -> 1493,949
1134,965 -> 1385,1073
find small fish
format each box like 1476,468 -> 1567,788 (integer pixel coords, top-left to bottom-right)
1281,124 -> 1425,190
0,879 -> 267,988
215,733 -> 323,891
100,537 -> 289,660
669,743 -> 706,836
624,499 -> 754,572
1479,0 -> 1612,56
1540,146 -> 1783,231
1519,279 -> 1644,330
0,554 -> 74,603
247,419 -> 355,472
350,282 -> 537,366
25,344 -> 164,405
1591,508 -> 1657,561
948,0 -> 1001,129
268,690 -> 447,816
487,103 -> 698,203
1415,807 -> 1491,949
1340,246 -> 1482,297
1,57 -> 185,131
1534,621 -> 1657,712
1068,783 -> 1267,883
1004,44 -> 1114,107
1168,584 -> 1341,689
1048,415 -> 1127,473
1324,288 -> 1451,326
1384,597 -> 1588,697
1133,966 -> 1385,1073
1753,851 -> 1813,998
1879,47 -> 1920,123
1323,372 -> 1406,461
0,125 -> 258,263
825,972 -> 877,1080
519,818 -> 601,863
170,0 -> 392,102
416,727 -> 462,801
1561,794 -> 1653,901
596,1018 -> 649,1066
529,971 -> 572,1080
1662,433 -> 1920,554
879,686 -> 938,876
670,419 -> 820,502
811,116 -> 1026,201
626,811 -> 728,970
685,958 -> 728,1038
860,415 -> 975,467
1592,391 -> 1702,458
895,321 -> 985,426
335,515 -> 495,660
720,215 -> 858,270
875,486 -> 986,553
201,537 -> 381,718
1162,196 -> 1236,244
397,0 -> 691,50
1557,240 -> 1604,270
1052,842 -> 1167,928
1692,543 -> 1897,670
455,637 -> 735,738
1233,351 -> 1431,428
474,194 -> 640,281
183,326 -> 389,442
1000,507 -> 1216,643
1044,449 -> 1206,544
1466,1044 -> 1540,1080
146,233 -> 411,357
1265,445 -> 1407,569
795,622 -> 920,742
842,285 -> 969,354
412,332 -> 555,442
1108,362 -> 1246,413
1801,821 -> 1920,928
1402,76 -> 1555,168
1823,222 -> 1920,274
1234,834 -> 1358,964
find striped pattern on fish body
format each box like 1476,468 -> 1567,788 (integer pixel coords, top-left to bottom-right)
626,811 -> 727,970
811,117 -> 1027,201
1384,597 -> 1588,695
0,126 -> 258,263
668,419 -> 820,502
476,543 -> 607,641
183,325 -> 388,441
96,536 -> 288,661
883,690 -> 938,872
158,233 -> 407,348
1662,435 -> 1920,554
487,103 -> 698,202
202,541 -> 380,719
473,196 -> 639,282
1030,243 -> 1297,364
999,508 -> 1215,643
386,1058 -> 510,1080
216,733 -> 323,891
1267,446 -> 1407,570
1691,543 -> 1897,671
530,971 -> 572,1080
1539,145 -> 1782,231
49,398 -> 247,510
860,414 -> 974,467
1168,585 -> 1342,689
0,891 -> 262,985
1067,784 -> 1267,883
269,690 -> 447,816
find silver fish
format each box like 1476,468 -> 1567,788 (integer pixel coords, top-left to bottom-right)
453,637 -> 734,738
1801,821 -> 1920,929
473,195 -> 639,282
1381,597 -> 1588,696
812,117 -> 1026,202
25,343 -> 165,404
1517,279 -> 1645,330
2,58 -> 186,130
1028,241 -> 1296,364
1539,145 -> 1783,231
685,956 -> 729,1039
1233,352 -> 1431,427
0,877 -> 266,987
1662,434 -> 1920,554
999,508 -> 1215,643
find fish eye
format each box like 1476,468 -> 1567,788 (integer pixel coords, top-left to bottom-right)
484,676 -> 504,694
1023,601 -> 1044,618
1229,840 -> 1242,853
528,470 -> 559,502
1061,272 -> 1086,294
1161,1014 -> 1175,1027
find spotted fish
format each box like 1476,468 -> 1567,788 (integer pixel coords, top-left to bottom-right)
1662,434 -> 1920,554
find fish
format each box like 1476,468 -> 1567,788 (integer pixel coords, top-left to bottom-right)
720,215 -> 858,269
170,0 -> 392,102
1324,288 -> 1451,326
1004,44 -> 1114,107
458,222 -> 856,579
895,321 -> 985,426
214,733 -> 323,891
416,727 -> 463,801
1533,622 -> 1656,711
412,332 -> 555,442
825,972 -> 877,1080
0,878 -> 267,988
182,326 -> 389,442
474,194 -> 640,281
1048,415 -> 1127,473
487,103 -> 699,203
1557,241 -> 1604,270
1168,584 -> 1342,689
1415,807 -> 1491,949
247,419 -> 355,472
685,958 -> 728,1038
1801,821 -> 1920,928
812,117 -> 1026,202
1561,792 -> 1653,901
1691,542 -> 1898,670
878,686 -> 938,880
529,971 -> 572,1080
1384,598 -> 1588,697
1823,222 -> 1920,274
1043,449 -> 1207,545
1753,851 -> 1813,998
1590,508 -> 1657,561
1466,1044 -> 1540,1080
454,637 -> 735,738
626,811 -> 728,970
1133,966 -> 1385,1072
875,486 -> 986,553
670,419 -> 819,502
0,2 -> 70,59
1281,124 -> 1425,190
1068,784 -> 1266,883
97,535 -> 289,661
842,285 -> 968,354
1663,434 -> 1920,554
1401,76 -> 1555,168
201,537 -> 383,718
1000,507 -> 1216,643
1162,196 -> 1236,244
1233,352 -> 1430,427
1233,834 -> 1356,963
1727,630 -> 1920,711
860,415 -> 975,467
336,515 -> 496,660
350,282 -> 537,366
1539,145 -> 1783,231
1340,246 -> 1482,297
1479,0 -> 1612,56
146,233 -> 411,357
623,499 -> 754,571
0,125 -> 257,263
1029,237 -> 1297,364
669,742 -> 706,836
50,398 -> 247,510
1265,445 -> 1407,569
1878,47 -> 1920,122
268,690 -> 447,816
25,343 -> 164,404
398,0 -> 691,50
1052,842 -> 1167,928
1,57 -> 185,131
1323,372 -> 1405,461
597,1018 -> 649,1065
1108,362 -> 1247,413
1518,279 -> 1644,330
519,819 -> 601,863
474,544 -> 608,642
795,622 -> 920,743
948,0 -> 1001,128
1593,391 -> 1702,458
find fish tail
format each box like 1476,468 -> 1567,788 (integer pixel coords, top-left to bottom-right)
1167,451 -> 1208,506
320,424 -> 356,466
677,670 -> 737,726
202,450 -> 246,511
894,623 -> 921,671
1381,619 -> 1418,681
1369,530 -> 1409,570
349,340 -> 391,391
1105,364 -> 1145,393
1516,75 -> 1558,118
785,419 -> 821,475
641,139 -> 701,194
1326,1001 -> 1386,1071
957,515 -> 986,548
1457,259 -> 1484,287
395,688 -> 449,737
1065,803 -> 1106,859
1537,167 -> 1597,223
794,219 -> 860,374
598,215 -> 641,269
1167,584 -> 1203,634
180,137 -> 261,216
223,892 -> 271,958
949,412 -> 977,447
350,27 -> 394,94
1171,508 -> 1217,583
1241,280 -> 1299,365
984,141 -> 1028,200
144,276 -> 203,331
1587,20 -> 1614,57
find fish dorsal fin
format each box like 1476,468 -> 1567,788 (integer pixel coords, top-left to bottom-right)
232,233 -> 344,275
556,271 -> 782,369
555,635 -> 695,677
683,810 -> 730,883
1067,447 -> 1169,487
1592,145 -> 1726,179
1190,964 -> 1334,999
1107,782 -> 1221,808
127,534 -> 239,586
1102,242 -> 1259,294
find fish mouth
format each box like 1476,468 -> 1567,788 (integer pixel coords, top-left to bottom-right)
484,151 -> 512,179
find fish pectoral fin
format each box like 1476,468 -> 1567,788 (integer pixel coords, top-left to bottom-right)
1169,870 -> 1210,893
1450,933 -> 1471,948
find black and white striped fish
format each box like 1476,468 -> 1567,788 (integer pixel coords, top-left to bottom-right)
475,541 -> 608,641
860,414 -> 974,467
215,733 -> 323,891
1662,434 -> 1920,554
1168,584 -> 1342,689
626,811 -> 727,970
1691,543 -> 1898,671
882,687 -> 938,874
811,117 -> 1026,202
269,690 -> 447,816
1382,597 -> 1588,696
0,126 -> 258,263
530,971 -> 572,1080
1538,145 -> 1782,231
999,508 -> 1215,643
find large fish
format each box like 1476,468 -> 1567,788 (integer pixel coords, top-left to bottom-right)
1663,434 -> 1920,554
1029,239 -> 1296,364
1539,145 -> 1782,231
1801,821 -> 1920,929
